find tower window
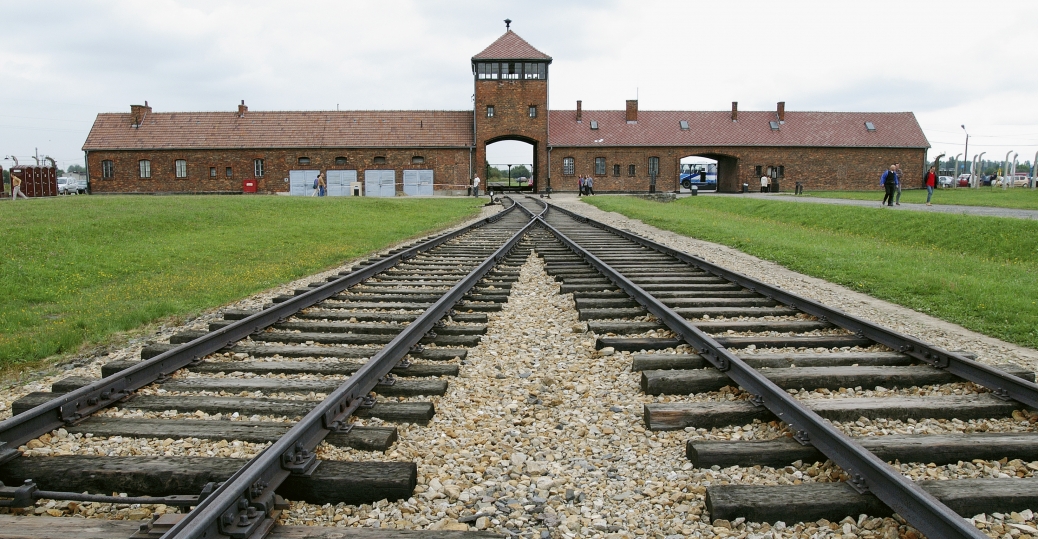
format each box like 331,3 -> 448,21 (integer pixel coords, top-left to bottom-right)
487,106 -> 495,118
529,106 -> 537,118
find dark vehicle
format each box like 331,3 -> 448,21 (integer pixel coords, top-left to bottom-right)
679,163 -> 717,190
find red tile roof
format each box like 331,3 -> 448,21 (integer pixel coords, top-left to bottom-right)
548,110 -> 929,149
83,110 -> 475,150
472,31 -> 552,61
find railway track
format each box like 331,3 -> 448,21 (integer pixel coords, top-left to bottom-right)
511,196 -> 1038,539
1,194 -> 1035,538
0,199 -> 535,538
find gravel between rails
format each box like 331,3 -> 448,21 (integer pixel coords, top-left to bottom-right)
3,198 -> 1038,537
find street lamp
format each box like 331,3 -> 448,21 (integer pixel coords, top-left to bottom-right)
961,125 -> 969,177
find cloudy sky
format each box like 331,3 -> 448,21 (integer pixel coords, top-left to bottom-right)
3,0 -> 1037,173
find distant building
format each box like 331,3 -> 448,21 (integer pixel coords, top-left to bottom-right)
82,29 -> 929,195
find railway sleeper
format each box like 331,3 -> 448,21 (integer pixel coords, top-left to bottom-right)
141,343 -> 468,362
687,432 -> 1038,468
589,320 -> 832,335
641,364 -> 1035,395
208,320 -> 487,336
644,394 -> 1030,430
596,334 -> 873,352
12,394 -> 435,425
630,352 -> 948,371
102,359 -> 458,379
170,329 -> 481,347
50,375 -> 448,398
0,456 -> 417,506
705,478 -> 1038,525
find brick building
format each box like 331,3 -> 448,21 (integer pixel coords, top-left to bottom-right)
82,29 -> 929,195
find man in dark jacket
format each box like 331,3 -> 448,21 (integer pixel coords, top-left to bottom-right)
881,164 -> 898,206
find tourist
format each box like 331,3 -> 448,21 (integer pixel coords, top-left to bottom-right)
317,171 -> 327,197
586,175 -> 594,196
472,175 -> 480,197
10,175 -> 28,200
577,175 -> 584,197
881,164 -> 898,206
760,174 -> 769,193
894,163 -> 903,205
923,165 -> 936,206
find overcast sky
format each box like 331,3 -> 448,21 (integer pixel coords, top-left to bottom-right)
3,0 -> 1037,173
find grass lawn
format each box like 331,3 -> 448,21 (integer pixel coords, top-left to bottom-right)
584,196 -> 1038,349
0,195 -> 483,372
802,187 -> 1038,210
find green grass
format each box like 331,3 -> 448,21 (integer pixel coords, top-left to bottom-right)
584,196 -> 1038,349
802,187 -> 1038,210
0,195 -> 483,371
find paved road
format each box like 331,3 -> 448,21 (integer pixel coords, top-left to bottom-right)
699,192 -> 1038,221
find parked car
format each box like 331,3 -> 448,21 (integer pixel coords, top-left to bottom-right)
56,177 -> 73,195
957,173 -> 972,187
58,176 -> 88,194
937,176 -> 954,188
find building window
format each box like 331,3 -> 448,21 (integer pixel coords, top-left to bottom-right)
476,62 -> 501,80
225,167 -> 233,178
373,156 -> 387,164
209,167 -> 217,177
589,120 -> 598,130
102,160 -> 114,178
529,106 -> 537,118
594,157 -> 606,175
679,120 -> 690,131
139,160 -> 151,178
613,164 -> 621,176
174,160 -> 188,178
334,156 -> 347,165
628,164 -> 636,176
254,159 -> 264,177
562,157 -> 575,176
648,157 -> 660,178
298,157 -> 311,165
487,106 -> 495,118
411,156 -> 425,164
501,62 -> 519,80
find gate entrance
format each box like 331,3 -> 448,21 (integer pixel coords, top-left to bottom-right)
365,170 -> 396,197
402,170 -> 434,196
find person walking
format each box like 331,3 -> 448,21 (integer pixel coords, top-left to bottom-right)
923,165 -> 936,206
881,164 -> 898,206
317,171 -> 327,197
472,175 -> 480,197
760,174 -> 769,193
585,175 -> 594,196
894,163 -> 903,205
577,175 -> 584,197
11,175 -> 28,200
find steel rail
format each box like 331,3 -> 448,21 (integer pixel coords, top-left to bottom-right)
161,210 -> 541,538
0,202 -> 519,463
536,211 -> 988,539
543,201 -> 1038,409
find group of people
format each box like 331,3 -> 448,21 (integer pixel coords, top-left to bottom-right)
311,172 -> 327,196
577,175 -> 595,196
879,162 -> 904,207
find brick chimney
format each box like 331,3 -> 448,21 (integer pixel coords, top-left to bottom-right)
626,99 -> 638,123
731,101 -> 738,122
576,100 -> 582,122
777,101 -> 785,123
238,100 -> 248,117
130,101 -> 152,127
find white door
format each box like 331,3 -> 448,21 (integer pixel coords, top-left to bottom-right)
403,170 -> 433,196
365,170 -> 396,197
289,170 -> 320,196
326,170 -> 357,196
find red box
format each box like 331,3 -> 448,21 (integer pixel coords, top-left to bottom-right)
242,179 -> 257,193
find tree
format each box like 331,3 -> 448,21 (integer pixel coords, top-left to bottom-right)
510,165 -> 531,179
67,164 -> 86,174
